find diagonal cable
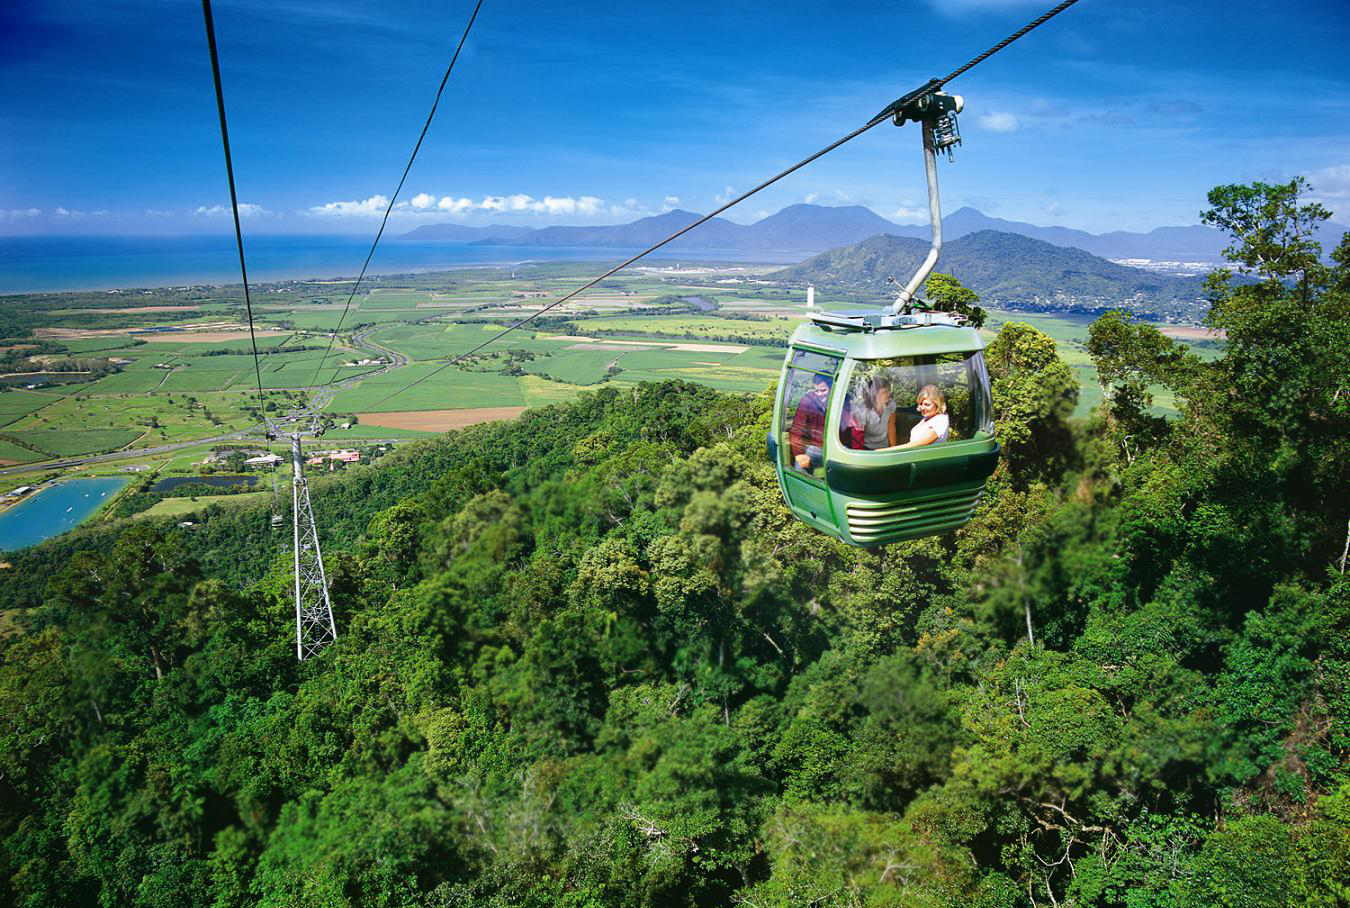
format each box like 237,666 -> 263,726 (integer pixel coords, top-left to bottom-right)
368,0 -> 1081,410
201,0 -> 269,420
306,0 -> 486,399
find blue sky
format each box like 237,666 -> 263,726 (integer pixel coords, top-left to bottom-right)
2,0 -> 1348,236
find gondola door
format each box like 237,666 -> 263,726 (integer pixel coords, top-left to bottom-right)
774,347 -> 842,530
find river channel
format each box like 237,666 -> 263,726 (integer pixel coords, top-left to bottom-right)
0,477 -> 128,552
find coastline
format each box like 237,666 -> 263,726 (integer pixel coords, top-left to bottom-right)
0,235 -> 795,295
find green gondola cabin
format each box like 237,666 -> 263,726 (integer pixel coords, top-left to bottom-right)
768,312 -> 999,546
764,88 -> 999,546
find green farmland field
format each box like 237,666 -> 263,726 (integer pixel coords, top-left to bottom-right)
330,364 -> 526,412
138,491 -> 269,519
0,438 -> 44,463
3,428 -> 142,457
0,390 -> 58,427
568,315 -> 797,342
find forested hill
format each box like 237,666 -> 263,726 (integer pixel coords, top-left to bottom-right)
2,181 -> 1348,906
777,230 -> 1209,320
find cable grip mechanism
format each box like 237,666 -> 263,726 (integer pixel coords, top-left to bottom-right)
893,90 -> 964,161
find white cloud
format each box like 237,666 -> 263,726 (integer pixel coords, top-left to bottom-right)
313,191 -> 630,220
892,206 -> 927,223
714,185 -> 736,205
308,195 -> 390,217
612,199 -> 648,217
1,208 -> 42,219
804,192 -> 819,204
197,202 -> 268,217
1307,164 -> 1350,220
978,112 -> 1020,133
537,195 -> 603,215
145,208 -> 176,217
443,193 -> 607,216
1307,165 -> 1350,199
437,196 -> 475,214
662,195 -> 681,210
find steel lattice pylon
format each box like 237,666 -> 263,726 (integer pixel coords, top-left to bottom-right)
291,433 -> 336,660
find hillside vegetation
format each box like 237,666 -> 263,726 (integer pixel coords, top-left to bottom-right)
778,230 -> 1209,321
1,180 -> 1347,906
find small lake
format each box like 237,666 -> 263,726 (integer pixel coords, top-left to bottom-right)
152,475 -> 257,492
0,477 -> 128,552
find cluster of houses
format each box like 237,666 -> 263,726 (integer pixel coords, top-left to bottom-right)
203,446 -> 364,472
239,450 -> 361,470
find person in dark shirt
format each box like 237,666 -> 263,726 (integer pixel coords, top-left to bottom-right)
790,374 -> 831,470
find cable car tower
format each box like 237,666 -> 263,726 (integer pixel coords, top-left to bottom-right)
267,409 -> 337,660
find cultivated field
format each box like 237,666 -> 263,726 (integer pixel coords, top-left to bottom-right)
0,262 -> 1222,481
358,407 -> 530,432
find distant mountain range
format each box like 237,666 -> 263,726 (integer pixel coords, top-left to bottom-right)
777,230 -> 1211,321
399,203 -> 1348,264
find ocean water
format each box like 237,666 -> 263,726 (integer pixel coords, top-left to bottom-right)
0,235 -> 794,294
0,477 -> 128,552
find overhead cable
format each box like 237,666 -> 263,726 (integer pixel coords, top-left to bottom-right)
201,0 -> 269,419
369,0 -> 1081,409
307,0 -> 487,398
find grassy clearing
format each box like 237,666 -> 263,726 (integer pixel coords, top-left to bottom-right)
525,349 -> 620,385
323,424 -> 434,440
330,364 -> 525,412
370,322 -> 548,362
264,309 -> 417,331
8,390 -> 260,450
517,375 -> 595,407
138,491 -> 268,519
576,315 -> 797,342
61,336 -> 144,354
0,390 -> 59,427
4,428 -> 142,457
623,367 -> 776,393
135,335 -> 297,354
362,289 -> 438,308
0,439 -> 44,463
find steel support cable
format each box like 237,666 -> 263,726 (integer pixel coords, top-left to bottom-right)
307,0 -> 486,399
938,0 -> 1081,87
369,0 -> 1081,410
201,0 -> 269,420
367,119 -> 882,407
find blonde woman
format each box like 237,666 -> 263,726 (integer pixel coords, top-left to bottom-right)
897,384 -> 949,448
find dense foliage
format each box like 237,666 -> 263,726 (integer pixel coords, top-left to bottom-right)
779,230 -> 1210,321
1,182 -> 1346,906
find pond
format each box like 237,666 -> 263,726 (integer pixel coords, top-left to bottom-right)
0,477 -> 128,552
152,475 -> 258,492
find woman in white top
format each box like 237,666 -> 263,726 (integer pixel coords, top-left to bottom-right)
897,384 -> 949,449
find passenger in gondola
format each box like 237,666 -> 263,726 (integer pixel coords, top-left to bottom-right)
790,374 -> 831,470
897,383 -> 949,448
852,375 -> 897,450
